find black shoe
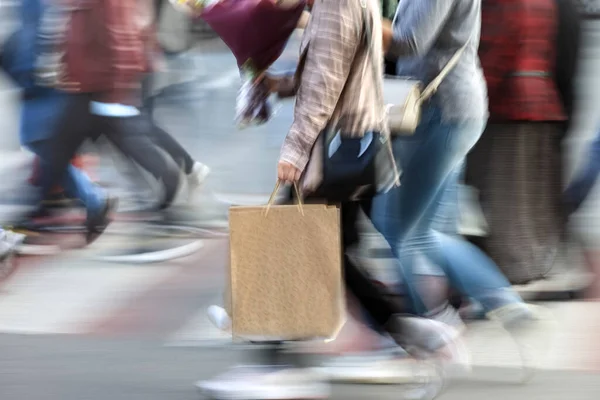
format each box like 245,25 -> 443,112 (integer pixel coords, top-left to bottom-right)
85,197 -> 118,244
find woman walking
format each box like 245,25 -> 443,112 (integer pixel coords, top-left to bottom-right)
465,0 -> 567,285
379,0 -> 549,355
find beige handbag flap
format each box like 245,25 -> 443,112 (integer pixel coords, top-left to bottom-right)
383,77 -> 422,105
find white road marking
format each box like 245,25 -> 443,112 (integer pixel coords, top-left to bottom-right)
92,240 -> 204,264
0,258 -> 178,334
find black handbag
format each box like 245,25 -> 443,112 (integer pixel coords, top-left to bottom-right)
311,131 -> 391,202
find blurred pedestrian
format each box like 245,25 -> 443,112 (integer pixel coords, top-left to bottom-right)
1,0 -> 110,232
466,0 -> 568,285
199,1 -> 463,398
31,0 -> 183,243
377,0 -> 555,378
141,0 -> 211,201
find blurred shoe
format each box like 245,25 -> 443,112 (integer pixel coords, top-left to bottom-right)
427,303 -> 467,332
207,305 -> 232,332
457,301 -> 487,321
389,315 -> 470,375
0,230 -> 26,249
86,196 -> 118,244
197,366 -> 330,400
487,303 -> 557,381
387,316 -> 464,358
0,230 -> 25,282
187,161 -> 210,198
315,349 -> 429,384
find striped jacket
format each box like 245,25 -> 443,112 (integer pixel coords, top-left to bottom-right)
43,0 -> 148,104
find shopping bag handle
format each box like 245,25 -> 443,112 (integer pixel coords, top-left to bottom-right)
264,180 -> 304,216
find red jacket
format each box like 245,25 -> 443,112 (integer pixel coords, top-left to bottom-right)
59,0 -> 147,104
479,0 -> 566,122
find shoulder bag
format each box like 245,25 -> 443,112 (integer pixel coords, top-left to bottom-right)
384,25 -> 475,135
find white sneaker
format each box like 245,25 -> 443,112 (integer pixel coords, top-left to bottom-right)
387,316 -> 471,379
187,162 -> 210,193
315,350 -> 431,384
197,366 -> 330,400
207,305 -> 232,332
0,230 -> 25,250
487,303 -> 557,381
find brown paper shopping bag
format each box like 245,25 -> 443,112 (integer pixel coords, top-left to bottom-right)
229,182 -> 345,341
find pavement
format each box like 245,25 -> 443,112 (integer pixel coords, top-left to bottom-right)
1,19 -> 600,400
1,236 -> 600,400
2,334 -> 600,400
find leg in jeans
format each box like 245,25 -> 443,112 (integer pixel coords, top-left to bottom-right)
285,188 -> 408,333
371,106 -> 522,315
27,139 -> 104,214
38,94 -> 102,215
431,164 -> 463,236
564,128 -> 600,212
100,114 -> 180,208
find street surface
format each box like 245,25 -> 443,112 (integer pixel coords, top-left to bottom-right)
1,19 -> 600,400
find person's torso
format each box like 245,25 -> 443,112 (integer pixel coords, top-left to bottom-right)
395,0 -> 488,122
481,0 -> 566,121
300,0 -> 387,136
59,0 -> 147,94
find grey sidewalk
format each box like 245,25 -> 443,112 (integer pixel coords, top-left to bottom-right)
1,333 -> 599,400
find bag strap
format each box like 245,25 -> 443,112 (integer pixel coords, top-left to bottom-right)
419,23 -> 477,101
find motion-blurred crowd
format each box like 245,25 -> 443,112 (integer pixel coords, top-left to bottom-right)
0,0 -> 598,399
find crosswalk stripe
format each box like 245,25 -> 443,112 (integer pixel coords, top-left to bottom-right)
0,258 -> 178,334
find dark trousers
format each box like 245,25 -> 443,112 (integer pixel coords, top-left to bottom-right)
288,190 -> 406,331
340,199 -> 407,330
40,93 -> 180,209
258,193 -> 406,365
141,75 -> 196,174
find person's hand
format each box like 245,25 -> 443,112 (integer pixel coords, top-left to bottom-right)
382,18 -> 393,54
278,161 -> 302,183
262,74 -> 280,94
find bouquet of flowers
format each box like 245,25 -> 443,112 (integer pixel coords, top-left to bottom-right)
171,0 -> 306,128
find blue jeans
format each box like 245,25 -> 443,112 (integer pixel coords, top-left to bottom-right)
431,164 -> 463,236
564,128 -> 600,211
371,106 -> 522,315
27,139 -> 105,215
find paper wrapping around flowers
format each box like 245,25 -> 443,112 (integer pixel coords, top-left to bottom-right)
236,73 -> 274,128
170,0 -> 306,128
198,0 -> 306,71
